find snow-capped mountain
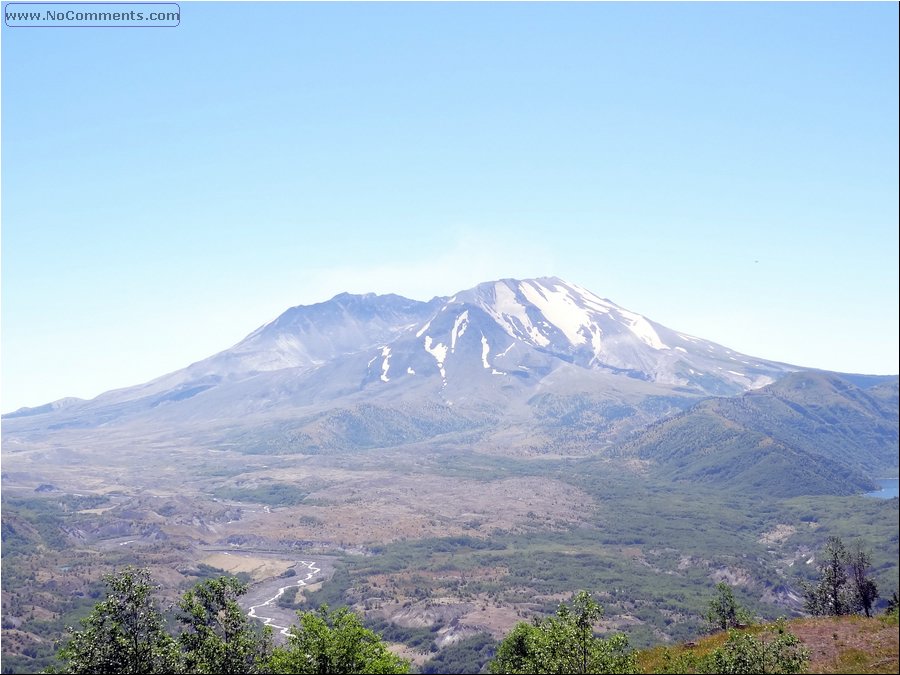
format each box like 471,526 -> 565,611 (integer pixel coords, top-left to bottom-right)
3,278 -> 798,441
357,277 -> 793,396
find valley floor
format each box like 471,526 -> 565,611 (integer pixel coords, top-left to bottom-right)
2,438 -> 897,673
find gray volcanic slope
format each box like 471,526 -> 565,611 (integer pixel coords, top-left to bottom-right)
3,277 -> 805,454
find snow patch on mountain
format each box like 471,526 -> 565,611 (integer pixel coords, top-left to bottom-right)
750,375 -> 775,390
424,336 -> 448,385
380,346 -> 392,382
678,333 -> 701,343
620,312 -> 669,350
518,280 -> 593,346
451,311 -> 469,353
483,282 -> 550,347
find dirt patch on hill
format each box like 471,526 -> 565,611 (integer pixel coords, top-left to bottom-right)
758,524 -> 796,546
385,642 -> 431,667
379,597 -> 473,629
791,615 -> 899,674
457,598 -> 528,639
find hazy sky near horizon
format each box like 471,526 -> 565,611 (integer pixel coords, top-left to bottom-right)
2,2 -> 898,412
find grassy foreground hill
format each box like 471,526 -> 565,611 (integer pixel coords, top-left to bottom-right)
638,614 -> 899,674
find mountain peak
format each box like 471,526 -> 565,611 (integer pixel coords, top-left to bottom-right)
450,277 -> 651,354
327,290 -> 422,304
329,291 -> 376,302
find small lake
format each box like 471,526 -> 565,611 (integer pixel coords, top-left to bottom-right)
863,478 -> 899,499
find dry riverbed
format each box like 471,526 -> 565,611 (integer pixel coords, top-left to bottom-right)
236,555 -> 337,641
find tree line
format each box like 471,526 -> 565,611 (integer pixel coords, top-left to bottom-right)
45,536 -> 893,674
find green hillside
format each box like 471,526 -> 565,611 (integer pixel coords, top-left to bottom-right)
620,373 -> 899,497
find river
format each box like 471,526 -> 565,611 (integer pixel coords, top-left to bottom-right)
246,560 -> 322,636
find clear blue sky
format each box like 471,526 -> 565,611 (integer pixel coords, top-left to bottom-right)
2,2 -> 898,411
